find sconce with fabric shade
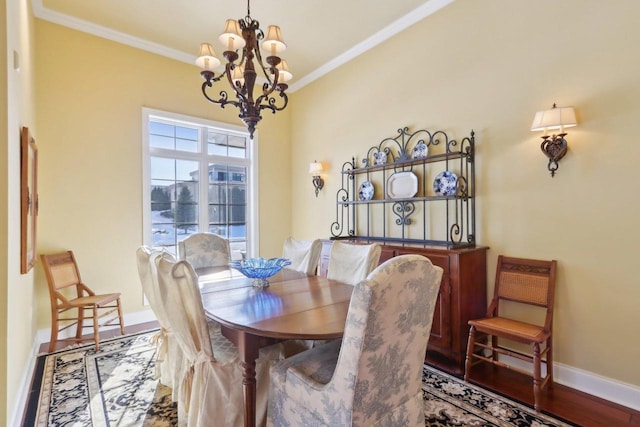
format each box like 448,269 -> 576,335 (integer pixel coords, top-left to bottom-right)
531,103 -> 577,177
309,161 -> 324,197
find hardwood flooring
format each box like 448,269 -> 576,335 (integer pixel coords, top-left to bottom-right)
463,363 -> 640,426
39,322 -> 639,427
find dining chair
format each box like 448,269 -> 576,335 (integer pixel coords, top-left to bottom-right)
178,232 -> 231,269
40,251 -> 125,352
464,255 -> 557,411
155,255 -> 284,427
267,254 -> 443,426
326,241 -> 381,285
135,246 -> 181,394
282,236 -> 322,275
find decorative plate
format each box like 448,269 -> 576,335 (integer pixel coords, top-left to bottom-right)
433,171 -> 458,196
412,141 -> 428,160
358,181 -> 374,201
387,171 -> 418,199
373,151 -> 387,166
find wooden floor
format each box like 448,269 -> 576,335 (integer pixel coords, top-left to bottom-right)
41,322 -> 640,427
464,363 -> 640,427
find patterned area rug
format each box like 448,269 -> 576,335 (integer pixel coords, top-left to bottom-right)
26,330 -> 176,426
25,330 -> 572,426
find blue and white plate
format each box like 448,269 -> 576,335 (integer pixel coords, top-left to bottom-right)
433,171 -> 458,196
358,181 -> 374,201
373,151 -> 387,166
412,141 -> 428,160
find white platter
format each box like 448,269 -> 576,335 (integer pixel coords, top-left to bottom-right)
387,171 -> 418,199
358,181 -> 374,201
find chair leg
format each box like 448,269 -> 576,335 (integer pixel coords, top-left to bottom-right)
464,325 -> 476,381
117,297 -> 125,335
93,306 -> 100,351
533,342 -> 542,411
49,311 -> 60,353
491,335 -> 498,362
76,307 -> 85,340
547,337 -> 554,386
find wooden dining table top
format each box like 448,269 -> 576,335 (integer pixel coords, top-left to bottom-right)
197,267 -> 354,340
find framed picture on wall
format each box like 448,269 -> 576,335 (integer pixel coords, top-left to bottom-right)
21,126 -> 38,274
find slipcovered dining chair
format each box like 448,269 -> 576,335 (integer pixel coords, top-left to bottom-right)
135,246 -> 181,393
178,232 -> 231,270
326,241 -> 381,285
155,256 -> 284,427
40,251 -> 125,352
268,254 -> 443,426
282,237 -> 322,275
464,255 -> 558,411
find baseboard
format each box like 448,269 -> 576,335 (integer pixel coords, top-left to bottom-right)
10,338 -> 41,427
15,309 -> 157,426
498,354 -> 640,412
35,309 -> 157,344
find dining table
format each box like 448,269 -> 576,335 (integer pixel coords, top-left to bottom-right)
196,266 -> 354,427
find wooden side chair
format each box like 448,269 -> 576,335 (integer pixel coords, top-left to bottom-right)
464,255 -> 558,411
40,251 -> 125,352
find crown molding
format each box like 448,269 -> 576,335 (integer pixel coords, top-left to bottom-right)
31,0 -> 195,64
32,0 -> 454,92
288,0 -> 455,92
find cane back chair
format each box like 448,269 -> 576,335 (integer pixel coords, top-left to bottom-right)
464,255 -> 557,411
41,251 -> 125,352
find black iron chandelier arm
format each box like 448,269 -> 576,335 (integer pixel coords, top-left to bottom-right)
201,80 -> 240,109
257,90 -> 288,114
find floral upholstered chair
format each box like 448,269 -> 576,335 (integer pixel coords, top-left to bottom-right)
268,254 -> 443,426
326,241 -> 382,285
178,232 -> 231,270
156,256 -> 284,427
282,237 -> 322,275
135,247 -> 182,396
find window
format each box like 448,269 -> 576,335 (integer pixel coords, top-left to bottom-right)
142,109 -> 258,260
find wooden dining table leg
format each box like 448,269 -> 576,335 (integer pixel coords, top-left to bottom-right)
221,327 -> 261,427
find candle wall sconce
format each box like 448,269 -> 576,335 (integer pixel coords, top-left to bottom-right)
530,103 -> 577,177
309,161 -> 324,197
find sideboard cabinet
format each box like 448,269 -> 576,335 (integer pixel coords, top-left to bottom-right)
319,240 -> 487,375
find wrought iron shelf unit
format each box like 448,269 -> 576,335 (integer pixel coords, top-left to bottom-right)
331,126 -> 476,248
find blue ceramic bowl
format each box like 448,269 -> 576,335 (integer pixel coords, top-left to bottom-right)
229,257 -> 292,287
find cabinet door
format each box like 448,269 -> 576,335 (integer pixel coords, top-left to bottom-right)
397,250 -> 451,350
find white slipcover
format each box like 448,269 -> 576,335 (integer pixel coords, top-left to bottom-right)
326,241 -> 382,285
282,237 -> 322,275
156,256 -> 284,427
135,246 -> 181,394
268,254 -> 443,426
178,232 -> 231,269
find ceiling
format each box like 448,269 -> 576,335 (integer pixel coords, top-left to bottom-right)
33,0 -> 453,92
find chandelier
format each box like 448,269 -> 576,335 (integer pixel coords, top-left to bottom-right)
195,0 -> 292,139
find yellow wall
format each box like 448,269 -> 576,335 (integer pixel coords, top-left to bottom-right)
0,0 -> 8,421
291,0 -> 640,386
34,21 -> 292,326
5,0 -> 634,418
3,0 -> 37,423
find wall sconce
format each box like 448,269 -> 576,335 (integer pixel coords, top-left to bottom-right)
530,103 -> 577,177
308,161 -> 324,197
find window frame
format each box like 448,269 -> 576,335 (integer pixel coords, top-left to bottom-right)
141,107 -> 260,257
